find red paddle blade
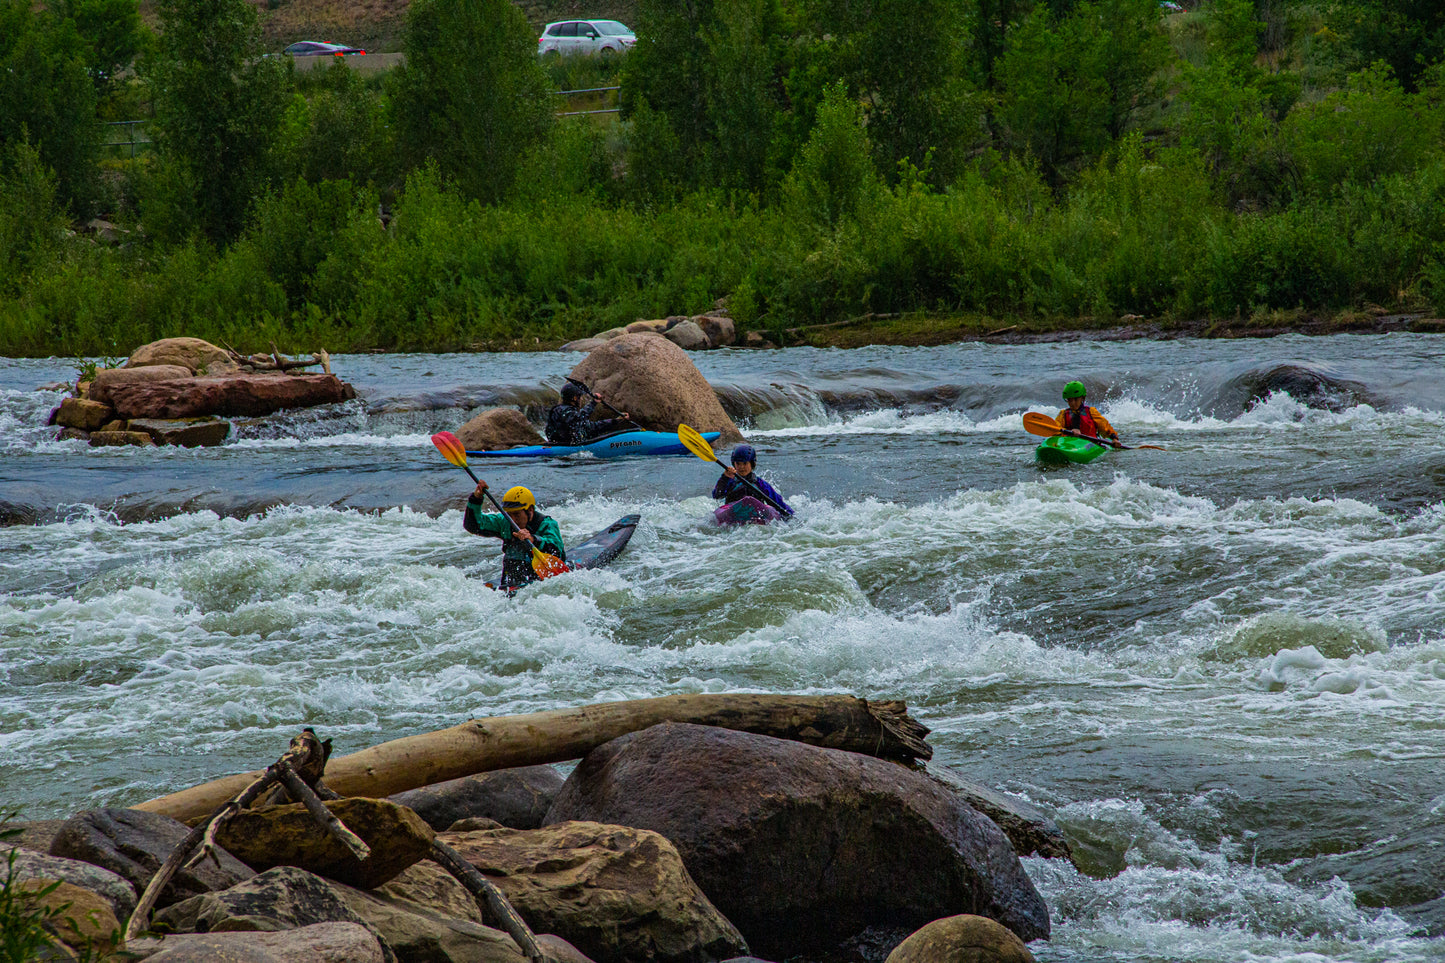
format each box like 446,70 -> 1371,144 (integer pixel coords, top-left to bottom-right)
532,551 -> 571,579
431,431 -> 468,468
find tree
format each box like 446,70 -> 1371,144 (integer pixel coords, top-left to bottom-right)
0,0 -> 101,213
784,82 -> 881,228
143,0 -> 290,243
388,0 -> 552,203
1329,0 -> 1445,92
58,0 -> 149,99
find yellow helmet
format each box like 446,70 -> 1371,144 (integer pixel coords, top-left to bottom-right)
501,486 -> 535,511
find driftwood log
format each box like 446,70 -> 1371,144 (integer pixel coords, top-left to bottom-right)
135,694 -> 932,824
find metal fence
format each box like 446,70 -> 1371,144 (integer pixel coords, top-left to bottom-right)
104,120 -> 152,158
555,86 -> 620,117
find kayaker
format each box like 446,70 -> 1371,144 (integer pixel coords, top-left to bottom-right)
545,382 -> 631,445
463,481 -> 567,589
712,444 -> 794,516
1056,381 -> 1119,444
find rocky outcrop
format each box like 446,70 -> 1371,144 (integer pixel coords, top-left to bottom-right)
127,337 -> 239,376
576,309 -> 738,351
108,373 -> 356,419
215,798 -> 435,889
443,821 -> 748,963
335,880 -> 533,963
662,320 -> 709,351
567,334 -> 744,444
90,430 -> 156,447
925,765 -> 1075,865
694,316 -> 736,348
49,808 -> 254,909
389,766 -> 566,832
54,397 -> 115,431
374,861 -> 486,925
129,921 -> 386,963
454,409 -> 545,453
1,844 -> 138,919
885,915 -> 1037,963
152,866 -> 385,947
128,417 -> 232,447
88,365 -> 193,405
544,723 -> 1050,958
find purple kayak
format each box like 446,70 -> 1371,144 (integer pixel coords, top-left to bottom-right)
714,495 -> 782,526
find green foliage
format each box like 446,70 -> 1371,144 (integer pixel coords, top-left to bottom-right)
784,83 -> 882,229
0,0 -> 102,214
388,0 -> 552,203
1,815 -> 63,963
142,0 -> 290,243
57,0 -> 149,98
0,141 -> 68,298
277,61 -> 392,188
1327,0 -> 1445,92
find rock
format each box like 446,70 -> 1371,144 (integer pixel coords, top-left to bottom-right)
544,723 -> 1050,958
335,880 -> 531,963
925,765 -> 1074,865
447,817 -> 503,832
567,333 -> 744,444
2,819 -> 67,853
99,419 -> 127,432
662,320 -> 709,351
695,315 -> 736,348
443,821 -> 747,963
16,879 -> 121,956
742,331 -> 773,348
374,861 -> 485,925
107,373 -> 356,420
90,430 -> 156,447
884,915 -> 1037,963
535,934 -> 597,963
389,766 -> 566,832
126,337 -> 238,376
128,922 -> 385,962
624,320 -> 668,334
663,316 -> 689,330
559,338 -> 610,353
454,409 -> 544,453
215,798 -> 434,889
152,866 -> 384,949
84,218 -> 124,243
128,417 -> 231,448
87,365 -> 193,405
594,326 -> 629,340
50,808 -> 253,909
57,427 -> 90,441
1,844 -> 137,919
55,397 -> 115,431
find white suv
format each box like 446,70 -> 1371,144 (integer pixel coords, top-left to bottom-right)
538,20 -> 636,57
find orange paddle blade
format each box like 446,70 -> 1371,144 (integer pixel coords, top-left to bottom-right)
531,550 -> 571,579
431,431 -> 468,467
1021,412 -> 1063,438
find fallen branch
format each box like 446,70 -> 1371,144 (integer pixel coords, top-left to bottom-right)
135,694 -> 933,824
429,840 -> 544,961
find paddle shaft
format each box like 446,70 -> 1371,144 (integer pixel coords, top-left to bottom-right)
713,457 -> 791,516
566,377 -> 630,421
448,448 -> 547,548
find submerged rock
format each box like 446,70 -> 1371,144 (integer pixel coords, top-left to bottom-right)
568,333 -> 744,443
544,723 -> 1050,958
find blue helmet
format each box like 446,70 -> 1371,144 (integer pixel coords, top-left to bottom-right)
731,444 -> 757,465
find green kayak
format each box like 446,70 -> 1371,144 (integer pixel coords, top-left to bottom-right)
1035,435 -> 1109,465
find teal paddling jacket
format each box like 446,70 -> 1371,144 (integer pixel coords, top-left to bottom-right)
464,499 -> 566,586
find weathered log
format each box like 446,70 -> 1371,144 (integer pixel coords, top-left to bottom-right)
135,694 -> 932,824
429,840 -> 544,961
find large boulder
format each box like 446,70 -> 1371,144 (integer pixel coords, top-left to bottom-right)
389,766 -> 566,832
16,879 -> 121,957
1,844 -> 138,919
87,365 -> 193,405
695,316 -> 736,348
50,808 -> 254,909
107,373 -> 357,419
885,915 -> 1037,963
127,337 -> 238,376
662,320 -> 709,351
559,338 -> 610,353
128,922 -> 385,963
568,333 -> 744,443
544,724 -> 1050,959
215,798 -> 435,889
454,409 -> 544,453
2,819 -> 67,853
374,861 -> 485,925
442,821 -> 747,963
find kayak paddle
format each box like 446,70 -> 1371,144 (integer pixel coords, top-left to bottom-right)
565,377 -> 632,423
431,431 -> 570,578
1021,412 -> 1167,451
677,424 -> 792,516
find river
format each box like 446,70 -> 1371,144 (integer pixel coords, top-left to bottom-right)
2,334 -> 1443,962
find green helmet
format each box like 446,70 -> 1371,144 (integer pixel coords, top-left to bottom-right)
1062,381 -> 1087,400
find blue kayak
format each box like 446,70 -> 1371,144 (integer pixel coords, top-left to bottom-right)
469,429 -> 720,459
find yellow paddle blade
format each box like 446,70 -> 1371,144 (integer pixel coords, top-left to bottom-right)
531,549 -> 571,579
677,423 -> 720,464
431,431 -> 469,468
1021,412 -> 1064,438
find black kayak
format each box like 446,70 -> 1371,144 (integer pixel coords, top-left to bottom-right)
488,514 -> 640,593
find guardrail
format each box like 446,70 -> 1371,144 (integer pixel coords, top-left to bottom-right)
555,85 -> 620,117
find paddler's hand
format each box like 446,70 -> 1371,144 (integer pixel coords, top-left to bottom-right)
472,479 -> 489,497
723,466 -> 737,478
515,528 -> 535,543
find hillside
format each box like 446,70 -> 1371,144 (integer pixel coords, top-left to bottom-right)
254,0 -> 639,53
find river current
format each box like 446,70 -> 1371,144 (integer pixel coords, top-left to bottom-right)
2,334 -> 1443,962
